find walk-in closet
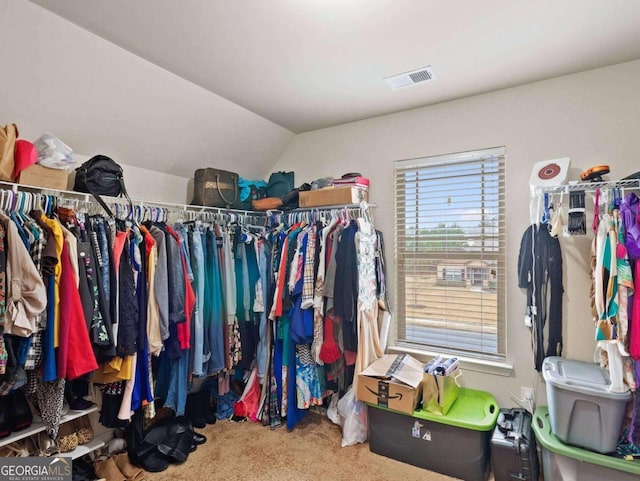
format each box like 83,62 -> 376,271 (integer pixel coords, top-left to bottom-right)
2,1 -> 640,480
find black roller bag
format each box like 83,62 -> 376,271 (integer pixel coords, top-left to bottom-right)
490,408 -> 539,481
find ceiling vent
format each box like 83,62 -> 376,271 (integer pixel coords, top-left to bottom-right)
384,66 -> 436,91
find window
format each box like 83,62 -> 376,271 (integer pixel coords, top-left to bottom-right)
443,267 -> 464,282
394,147 -> 506,360
470,266 -> 489,287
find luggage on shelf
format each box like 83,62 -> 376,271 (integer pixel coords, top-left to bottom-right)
192,168 -> 239,208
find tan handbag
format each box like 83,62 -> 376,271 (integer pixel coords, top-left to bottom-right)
0,123 -> 18,181
191,168 -> 239,208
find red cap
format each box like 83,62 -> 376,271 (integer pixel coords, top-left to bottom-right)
13,140 -> 38,180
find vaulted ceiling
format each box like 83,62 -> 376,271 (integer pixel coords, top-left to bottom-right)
2,0 -> 639,178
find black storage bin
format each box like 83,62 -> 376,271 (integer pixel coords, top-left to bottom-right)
491,408 -> 539,481
367,388 -> 498,481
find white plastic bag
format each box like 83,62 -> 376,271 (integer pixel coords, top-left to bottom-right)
336,386 -> 368,447
327,391 -> 340,425
34,134 -> 74,169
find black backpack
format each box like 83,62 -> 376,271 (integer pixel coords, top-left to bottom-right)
74,155 -> 131,217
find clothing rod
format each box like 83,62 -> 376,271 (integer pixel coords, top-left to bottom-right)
0,180 -> 267,217
0,181 -> 377,217
288,202 -> 377,213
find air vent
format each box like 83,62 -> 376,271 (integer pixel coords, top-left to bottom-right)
384,66 -> 436,91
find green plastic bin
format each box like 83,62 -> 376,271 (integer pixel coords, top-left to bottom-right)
367,388 -> 499,481
533,407 -> 640,481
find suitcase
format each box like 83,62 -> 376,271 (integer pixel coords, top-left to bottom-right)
491,408 -> 539,481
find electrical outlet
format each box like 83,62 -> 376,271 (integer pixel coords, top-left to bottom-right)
521,387 -> 534,401
520,387 -> 535,412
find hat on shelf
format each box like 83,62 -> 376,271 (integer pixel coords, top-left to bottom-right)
13,139 -> 38,180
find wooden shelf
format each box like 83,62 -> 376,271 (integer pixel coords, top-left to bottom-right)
0,405 -> 99,448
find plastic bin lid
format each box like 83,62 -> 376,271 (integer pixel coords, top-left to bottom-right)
532,407 -> 640,475
411,387 -> 499,431
542,356 -> 631,400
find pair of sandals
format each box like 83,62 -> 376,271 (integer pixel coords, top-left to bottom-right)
0,426 -> 71,458
55,415 -> 94,453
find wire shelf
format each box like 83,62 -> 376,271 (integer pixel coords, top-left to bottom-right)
532,178 -> 640,195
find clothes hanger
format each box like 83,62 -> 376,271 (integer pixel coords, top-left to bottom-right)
6,190 -> 15,213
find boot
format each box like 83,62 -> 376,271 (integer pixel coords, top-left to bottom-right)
199,390 -> 217,425
185,393 -> 206,429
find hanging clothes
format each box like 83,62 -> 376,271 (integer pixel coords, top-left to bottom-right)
517,223 -> 563,372
35,212 -> 63,348
187,223 -> 205,376
1,212 -> 47,338
205,224 -> 225,374
57,242 -> 98,380
334,221 -> 359,355
141,225 -> 162,356
354,218 -> 383,386
0,186 -> 386,435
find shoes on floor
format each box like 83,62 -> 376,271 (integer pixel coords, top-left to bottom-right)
157,420 -> 194,464
193,432 -> 206,445
200,390 -> 217,425
185,392 -> 207,429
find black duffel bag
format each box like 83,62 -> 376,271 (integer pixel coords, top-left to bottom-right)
74,155 -> 131,217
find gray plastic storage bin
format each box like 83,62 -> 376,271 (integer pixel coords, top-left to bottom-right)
533,407 -> 640,481
542,356 -> 631,453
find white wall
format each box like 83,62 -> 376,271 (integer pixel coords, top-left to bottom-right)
272,59 -> 640,407
118,162 -> 191,205
0,0 -> 294,180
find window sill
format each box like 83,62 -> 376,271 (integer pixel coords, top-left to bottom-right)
387,344 -> 514,377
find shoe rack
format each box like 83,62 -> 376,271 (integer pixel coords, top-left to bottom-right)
0,405 -> 107,459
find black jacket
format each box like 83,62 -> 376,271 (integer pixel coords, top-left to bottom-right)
518,223 -> 563,371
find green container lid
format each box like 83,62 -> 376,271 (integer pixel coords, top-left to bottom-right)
533,406 -> 640,475
410,387 -> 499,431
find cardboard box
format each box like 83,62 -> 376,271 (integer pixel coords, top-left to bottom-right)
357,354 -> 424,414
18,164 -> 69,190
299,186 -> 368,208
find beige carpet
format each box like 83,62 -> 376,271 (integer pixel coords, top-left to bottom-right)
146,413 -> 466,481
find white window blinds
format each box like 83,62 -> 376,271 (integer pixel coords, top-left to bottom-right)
394,147 -> 506,360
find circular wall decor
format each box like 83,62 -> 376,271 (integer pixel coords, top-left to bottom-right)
538,163 -> 561,180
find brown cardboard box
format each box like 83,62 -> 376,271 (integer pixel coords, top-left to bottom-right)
18,164 -> 69,190
299,186 -> 368,208
357,354 -> 424,414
